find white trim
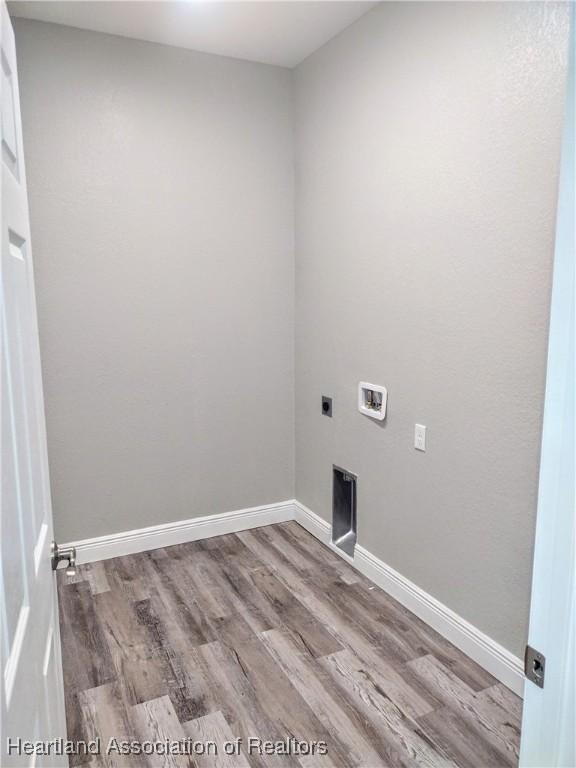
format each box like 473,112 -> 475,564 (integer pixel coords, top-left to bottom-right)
293,500 -> 525,697
65,500 -> 296,564
4,604 -> 30,706
42,626 -> 54,677
64,496 -> 524,697
33,522 -> 48,575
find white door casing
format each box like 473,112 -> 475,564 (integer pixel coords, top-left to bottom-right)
1,4 -> 67,766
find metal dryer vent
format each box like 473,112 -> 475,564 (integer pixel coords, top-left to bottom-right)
332,465 -> 357,558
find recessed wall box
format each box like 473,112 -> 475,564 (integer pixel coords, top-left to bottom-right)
332,465 -> 357,558
358,382 -> 387,421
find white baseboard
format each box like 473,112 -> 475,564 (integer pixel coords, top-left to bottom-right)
293,500 -> 525,698
66,500 -> 297,564
65,496 -> 524,697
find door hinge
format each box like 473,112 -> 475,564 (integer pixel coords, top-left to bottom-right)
525,644 -> 545,688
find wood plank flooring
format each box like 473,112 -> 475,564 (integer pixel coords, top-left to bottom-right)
57,522 -> 522,767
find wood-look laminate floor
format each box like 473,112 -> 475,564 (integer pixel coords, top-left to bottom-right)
57,522 -> 522,768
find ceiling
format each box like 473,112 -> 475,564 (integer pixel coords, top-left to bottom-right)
8,1 -> 378,68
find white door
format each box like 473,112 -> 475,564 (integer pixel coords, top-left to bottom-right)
519,15 -> 574,768
1,3 -> 67,766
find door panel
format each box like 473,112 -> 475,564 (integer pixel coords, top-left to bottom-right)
519,12 -> 574,768
1,3 -> 67,765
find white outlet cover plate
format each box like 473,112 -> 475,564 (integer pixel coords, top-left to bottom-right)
358,382 -> 387,421
415,423 -> 427,451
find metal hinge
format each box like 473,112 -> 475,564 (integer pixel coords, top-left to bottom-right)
525,644 -> 545,688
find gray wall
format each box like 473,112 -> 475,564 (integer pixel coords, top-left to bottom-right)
294,1 -> 569,656
15,3 -> 569,657
15,19 -> 295,542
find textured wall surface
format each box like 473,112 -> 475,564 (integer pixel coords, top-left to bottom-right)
15,4 -> 569,657
294,1 -> 569,656
15,19 -> 294,542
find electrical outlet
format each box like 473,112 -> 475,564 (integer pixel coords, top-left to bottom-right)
414,424 -> 426,451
